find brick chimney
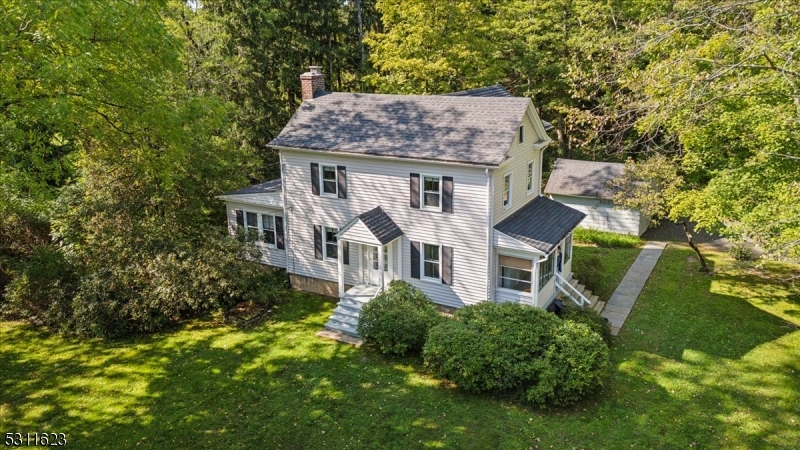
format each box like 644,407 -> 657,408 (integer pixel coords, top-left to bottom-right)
300,66 -> 325,101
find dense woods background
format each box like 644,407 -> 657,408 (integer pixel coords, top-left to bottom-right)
2,0 -> 798,335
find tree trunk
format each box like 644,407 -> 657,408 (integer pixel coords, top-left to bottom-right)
555,114 -> 570,158
356,0 -> 365,71
680,221 -> 709,272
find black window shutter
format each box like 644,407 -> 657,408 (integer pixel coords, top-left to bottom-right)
235,210 -> 244,227
410,173 -> 420,208
442,176 -> 454,213
410,240 -> 421,279
342,241 -> 349,265
442,246 -> 453,285
310,162 -> 320,196
314,225 -> 323,260
337,166 -> 347,199
275,216 -> 285,250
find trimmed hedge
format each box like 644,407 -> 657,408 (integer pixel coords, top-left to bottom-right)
357,280 -> 443,356
423,302 -> 609,408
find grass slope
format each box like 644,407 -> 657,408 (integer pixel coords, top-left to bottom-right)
573,244 -> 641,300
2,245 -> 798,449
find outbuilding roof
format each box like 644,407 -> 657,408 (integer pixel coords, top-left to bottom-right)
495,196 -> 586,254
544,158 -> 625,200
269,92 -> 535,166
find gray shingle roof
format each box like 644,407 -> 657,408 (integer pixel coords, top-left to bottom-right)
221,178 -> 282,196
495,196 -> 586,254
340,206 -> 404,245
544,158 -> 625,200
269,92 -> 532,166
444,85 -> 553,131
442,84 -> 513,98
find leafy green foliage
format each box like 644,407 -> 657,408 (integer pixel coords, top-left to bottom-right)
525,320 -> 610,407
608,154 -> 685,226
357,280 -> 443,356
423,302 -> 609,407
560,301 -> 612,345
570,254 -> 604,297
573,228 -> 643,248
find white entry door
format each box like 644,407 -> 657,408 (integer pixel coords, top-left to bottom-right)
364,245 -> 390,286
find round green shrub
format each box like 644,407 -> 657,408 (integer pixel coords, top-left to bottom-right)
560,302 -> 613,345
572,255 -> 603,293
423,302 -> 610,408
423,303 -> 561,392
526,321 -> 610,408
357,280 -> 443,356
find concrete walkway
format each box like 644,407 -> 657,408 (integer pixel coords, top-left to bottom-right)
602,241 -> 667,335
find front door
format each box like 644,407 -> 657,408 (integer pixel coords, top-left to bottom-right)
364,245 -> 390,286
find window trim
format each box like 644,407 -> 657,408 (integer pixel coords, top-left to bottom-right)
538,254 -> 555,291
323,226 -> 339,260
319,163 -> 338,197
502,172 -> 512,209
497,264 -> 532,293
421,242 -> 441,283
526,160 -> 535,195
261,213 -> 277,248
564,232 -> 573,263
420,173 -> 443,212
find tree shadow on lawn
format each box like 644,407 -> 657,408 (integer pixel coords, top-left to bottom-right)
4,269 -> 800,449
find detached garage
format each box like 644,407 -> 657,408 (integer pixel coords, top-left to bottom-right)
544,158 -> 649,236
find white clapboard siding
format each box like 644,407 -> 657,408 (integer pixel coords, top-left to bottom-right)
282,149 -> 490,308
550,194 -> 646,236
493,111 -> 543,225
225,201 -> 287,268
338,220 -> 381,245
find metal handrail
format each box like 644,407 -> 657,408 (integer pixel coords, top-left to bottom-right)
554,272 -> 590,307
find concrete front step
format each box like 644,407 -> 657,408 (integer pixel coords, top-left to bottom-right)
338,297 -> 369,310
333,305 -> 362,317
328,312 -> 359,326
324,320 -> 360,337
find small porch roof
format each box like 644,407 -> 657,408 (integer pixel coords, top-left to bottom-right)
215,178 -> 283,207
495,196 -> 586,254
337,206 -> 404,246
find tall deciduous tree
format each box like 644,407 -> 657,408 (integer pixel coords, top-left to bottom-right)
630,0 -> 800,258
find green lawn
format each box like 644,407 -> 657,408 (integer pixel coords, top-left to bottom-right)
573,244 -> 642,300
2,244 -> 799,449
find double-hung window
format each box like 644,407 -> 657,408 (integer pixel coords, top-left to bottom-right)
261,214 -> 276,245
519,125 -> 524,144
527,161 -> 534,195
498,255 -> 532,292
324,226 -> 338,259
422,175 -> 441,209
564,232 -> 573,263
503,173 -> 512,209
422,243 -> 440,280
245,212 -> 259,241
538,254 -> 555,290
321,165 -> 337,195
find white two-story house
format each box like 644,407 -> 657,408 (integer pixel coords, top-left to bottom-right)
217,67 -> 589,337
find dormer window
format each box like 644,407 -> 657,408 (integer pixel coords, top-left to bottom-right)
519,125 -> 524,144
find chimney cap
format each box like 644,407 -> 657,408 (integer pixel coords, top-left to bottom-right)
308,65 -> 322,74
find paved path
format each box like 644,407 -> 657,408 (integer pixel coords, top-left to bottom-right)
602,241 -> 667,335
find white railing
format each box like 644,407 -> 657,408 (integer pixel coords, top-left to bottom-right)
554,272 -> 590,307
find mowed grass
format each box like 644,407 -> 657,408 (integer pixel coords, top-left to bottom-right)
2,244 -> 799,449
573,227 -> 643,249
573,244 -> 641,300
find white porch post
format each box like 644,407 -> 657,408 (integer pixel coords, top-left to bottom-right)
378,244 -> 385,289
337,240 -> 344,297
531,256 -> 539,307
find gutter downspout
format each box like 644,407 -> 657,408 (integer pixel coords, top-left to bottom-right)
486,167 -> 494,302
